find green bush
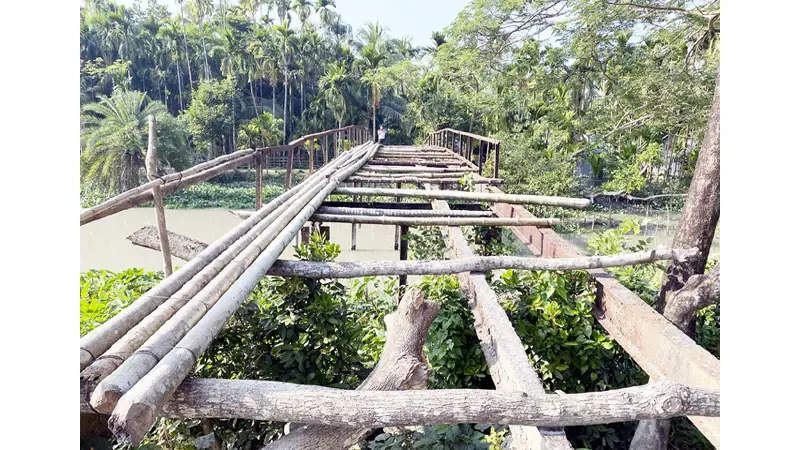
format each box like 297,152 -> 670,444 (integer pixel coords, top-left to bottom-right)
80,268 -> 163,336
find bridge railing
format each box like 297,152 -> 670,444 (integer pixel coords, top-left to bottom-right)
426,128 -> 501,179
80,124 -> 370,226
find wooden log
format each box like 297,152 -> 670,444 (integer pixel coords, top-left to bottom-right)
426,184 -> 569,450
333,187 -> 591,209
80,148 -> 256,225
347,176 -> 503,185
106,144 -> 380,447
309,214 -> 561,227
87,145 -> 373,410
261,288 -> 440,450
81,378 -> 718,429
79,146 -> 367,371
127,227 -> 691,279
145,115 -> 173,277
127,226 -> 207,262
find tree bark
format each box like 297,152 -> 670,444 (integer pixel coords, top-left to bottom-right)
662,264 -> 720,336
635,73 -> 720,450
656,73 -> 720,316
81,378 -> 718,430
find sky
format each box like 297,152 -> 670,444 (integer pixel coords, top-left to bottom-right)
89,0 -> 470,48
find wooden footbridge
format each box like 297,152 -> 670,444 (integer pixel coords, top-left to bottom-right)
79,124 -> 720,449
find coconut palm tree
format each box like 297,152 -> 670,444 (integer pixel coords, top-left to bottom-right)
80,89 -> 167,193
319,61 -> 350,128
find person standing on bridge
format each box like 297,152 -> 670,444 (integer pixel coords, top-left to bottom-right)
378,124 -> 387,144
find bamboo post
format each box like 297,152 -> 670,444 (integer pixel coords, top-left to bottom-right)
479,142 -> 485,176
284,145 -> 294,190
323,134 -> 329,165
399,225 -> 409,292
145,115 -> 173,277
334,131 -> 339,158
308,140 -> 315,173
255,152 -> 263,210
494,142 -> 500,179
394,182 -> 401,250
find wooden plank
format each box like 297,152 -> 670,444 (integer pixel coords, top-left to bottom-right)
486,186 -> 720,448
426,184 -> 573,450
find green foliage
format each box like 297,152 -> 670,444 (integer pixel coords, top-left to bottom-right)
407,226 -> 446,260
587,219 -> 660,302
182,77 -> 240,156
368,424 -> 494,450
80,268 -> 163,336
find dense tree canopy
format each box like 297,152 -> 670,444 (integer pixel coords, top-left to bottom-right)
80,0 -> 719,199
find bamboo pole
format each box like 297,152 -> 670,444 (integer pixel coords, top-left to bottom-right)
79,146 -> 366,372
255,153 -> 263,209
80,148 -> 256,225
309,214 -> 561,227
105,144 -> 380,446
87,146 -> 372,409
84,150 -> 359,383
145,116 -> 173,277
316,207 -> 494,217
284,145 -> 295,189
361,165 -> 476,173
347,176 -> 503,185
354,171 -> 473,179
334,187 -> 591,209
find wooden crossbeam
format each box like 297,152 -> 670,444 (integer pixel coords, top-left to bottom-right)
424,183 -> 573,450
486,186 -> 720,448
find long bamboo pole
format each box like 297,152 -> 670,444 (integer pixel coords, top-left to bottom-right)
145,116 -> 173,277
80,148 -> 256,225
106,144 -> 380,446
361,165 -> 476,173
334,187 -> 591,209
83,149 -> 365,384
309,214 -> 561,227
315,207 -> 494,217
347,176 -> 503,185
87,146 -> 372,410
354,171 -> 473,179
79,147 -> 366,371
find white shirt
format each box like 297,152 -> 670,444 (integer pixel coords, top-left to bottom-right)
378,129 -> 387,139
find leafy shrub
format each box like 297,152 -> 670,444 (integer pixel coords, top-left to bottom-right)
80,268 -> 163,336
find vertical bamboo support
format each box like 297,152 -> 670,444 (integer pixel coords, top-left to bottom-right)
284,145 -> 295,190
467,137 -> 472,162
323,134 -> 329,165
351,181 -> 359,250
255,152 -> 263,210
334,131 -> 340,158
398,225 -> 409,292
145,115 -> 173,277
479,141 -> 485,176
394,182 -> 401,250
494,142 -> 500,179
308,139 -> 315,173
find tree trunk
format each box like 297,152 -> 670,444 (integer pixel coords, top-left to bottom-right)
656,73 -> 720,321
261,288 -> 440,450
634,73 -> 720,450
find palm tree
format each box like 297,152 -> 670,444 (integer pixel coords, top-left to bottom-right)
274,20 -> 296,143
319,61 -> 350,128
81,89 -> 167,193
315,0 -> 336,28
175,0 -> 195,87
291,0 -> 312,29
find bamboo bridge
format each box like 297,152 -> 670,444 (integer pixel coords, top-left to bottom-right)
79,124 -> 720,449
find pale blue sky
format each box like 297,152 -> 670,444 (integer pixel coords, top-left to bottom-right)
86,0 -> 470,48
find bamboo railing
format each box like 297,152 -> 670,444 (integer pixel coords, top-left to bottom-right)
426,128 -> 501,178
80,124 -> 369,226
